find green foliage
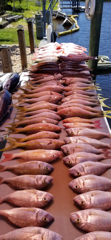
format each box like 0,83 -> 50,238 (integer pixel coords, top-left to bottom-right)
0,0 -> 8,12
0,0 -> 58,45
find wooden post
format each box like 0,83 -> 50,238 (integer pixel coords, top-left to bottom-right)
17,29 -> 27,70
0,46 -> 12,73
27,19 -> 35,53
88,0 -> 104,74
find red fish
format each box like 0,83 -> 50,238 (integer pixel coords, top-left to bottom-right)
66,127 -> 110,139
2,149 -> 62,163
7,123 -> 61,134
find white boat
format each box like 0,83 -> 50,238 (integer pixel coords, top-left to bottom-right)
97,55 -> 111,70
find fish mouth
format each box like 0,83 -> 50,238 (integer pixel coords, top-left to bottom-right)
70,212 -> 80,224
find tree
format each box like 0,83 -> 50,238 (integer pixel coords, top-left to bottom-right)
0,0 -> 8,13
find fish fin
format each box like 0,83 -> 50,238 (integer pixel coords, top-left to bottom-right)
0,138 -> 18,152
0,165 -> 6,173
0,176 -> 4,185
1,153 -> 13,163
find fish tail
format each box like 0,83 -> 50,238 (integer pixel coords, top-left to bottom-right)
5,126 -> 18,133
100,98 -> 110,108
1,153 -> 13,163
14,105 -> 26,111
0,165 -> 6,173
0,138 -> 18,152
103,110 -> 111,118
93,120 -> 101,124
94,122 -> 102,129
0,176 -> 4,185
7,136 -> 22,143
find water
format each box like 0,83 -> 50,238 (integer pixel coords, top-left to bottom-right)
53,1 -> 111,128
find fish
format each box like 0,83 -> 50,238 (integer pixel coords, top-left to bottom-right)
16,108 -> 58,117
3,73 -> 19,93
2,149 -> 62,163
57,107 -> 111,119
0,161 -> 54,175
14,90 -> 62,99
64,136 -> 111,149
16,111 -> 61,121
69,161 -> 111,177
69,175 -> 111,193
73,190 -> 111,210
0,175 -> 53,190
59,98 -> 99,107
64,81 -> 93,88
58,54 -> 96,63
13,94 -> 63,105
57,103 -> 100,112
0,89 -> 12,121
74,231 -> 111,240
63,122 -> 101,129
63,117 -> 100,124
6,123 -> 61,134
64,89 -> 98,97
10,117 -> 59,127
61,94 -> 98,103
0,189 -> 53,207
66,127 -> 110,139
63,77 -> 93,85
20,84 -> 64,93
0,207 -> 54,227
63,151 -> 110,167
70,209 -> 111,232
1,138 -> 64,151
7,131 -> 60,143
61,143 -> 106,155
0,226 -> 63,240
16,101 -> 58,112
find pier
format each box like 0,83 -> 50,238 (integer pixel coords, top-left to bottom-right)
59,0 -> 84,11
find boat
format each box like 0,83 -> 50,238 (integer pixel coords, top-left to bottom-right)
62,17 -> 73,27
56,10 -> 66,19
58,15 -> 79,37
97,55 -> 111,70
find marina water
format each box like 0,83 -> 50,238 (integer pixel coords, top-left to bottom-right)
53,1 -> 111,128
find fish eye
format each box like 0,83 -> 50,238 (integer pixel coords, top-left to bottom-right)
43,217 -> 47,221
43,180 -> 46,183
77,172 -> 80,176
76,218 -> 80,223
81,201 -> 84,205
75,185 -> 78,189
45,167 -> 48,170
67,150 -> 69,154
68,161 -> 71,164
44,197 -> 47,201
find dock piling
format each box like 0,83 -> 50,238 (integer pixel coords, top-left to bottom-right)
88,0 -> 104,74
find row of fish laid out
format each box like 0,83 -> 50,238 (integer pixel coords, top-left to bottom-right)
55,52 -> 111,240
0,50 -> 70,240
0,42 -> 110,239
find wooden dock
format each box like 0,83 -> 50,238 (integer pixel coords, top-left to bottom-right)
59,0 -> 84,11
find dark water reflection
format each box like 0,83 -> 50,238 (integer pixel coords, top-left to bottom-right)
53,1 -> 111,128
